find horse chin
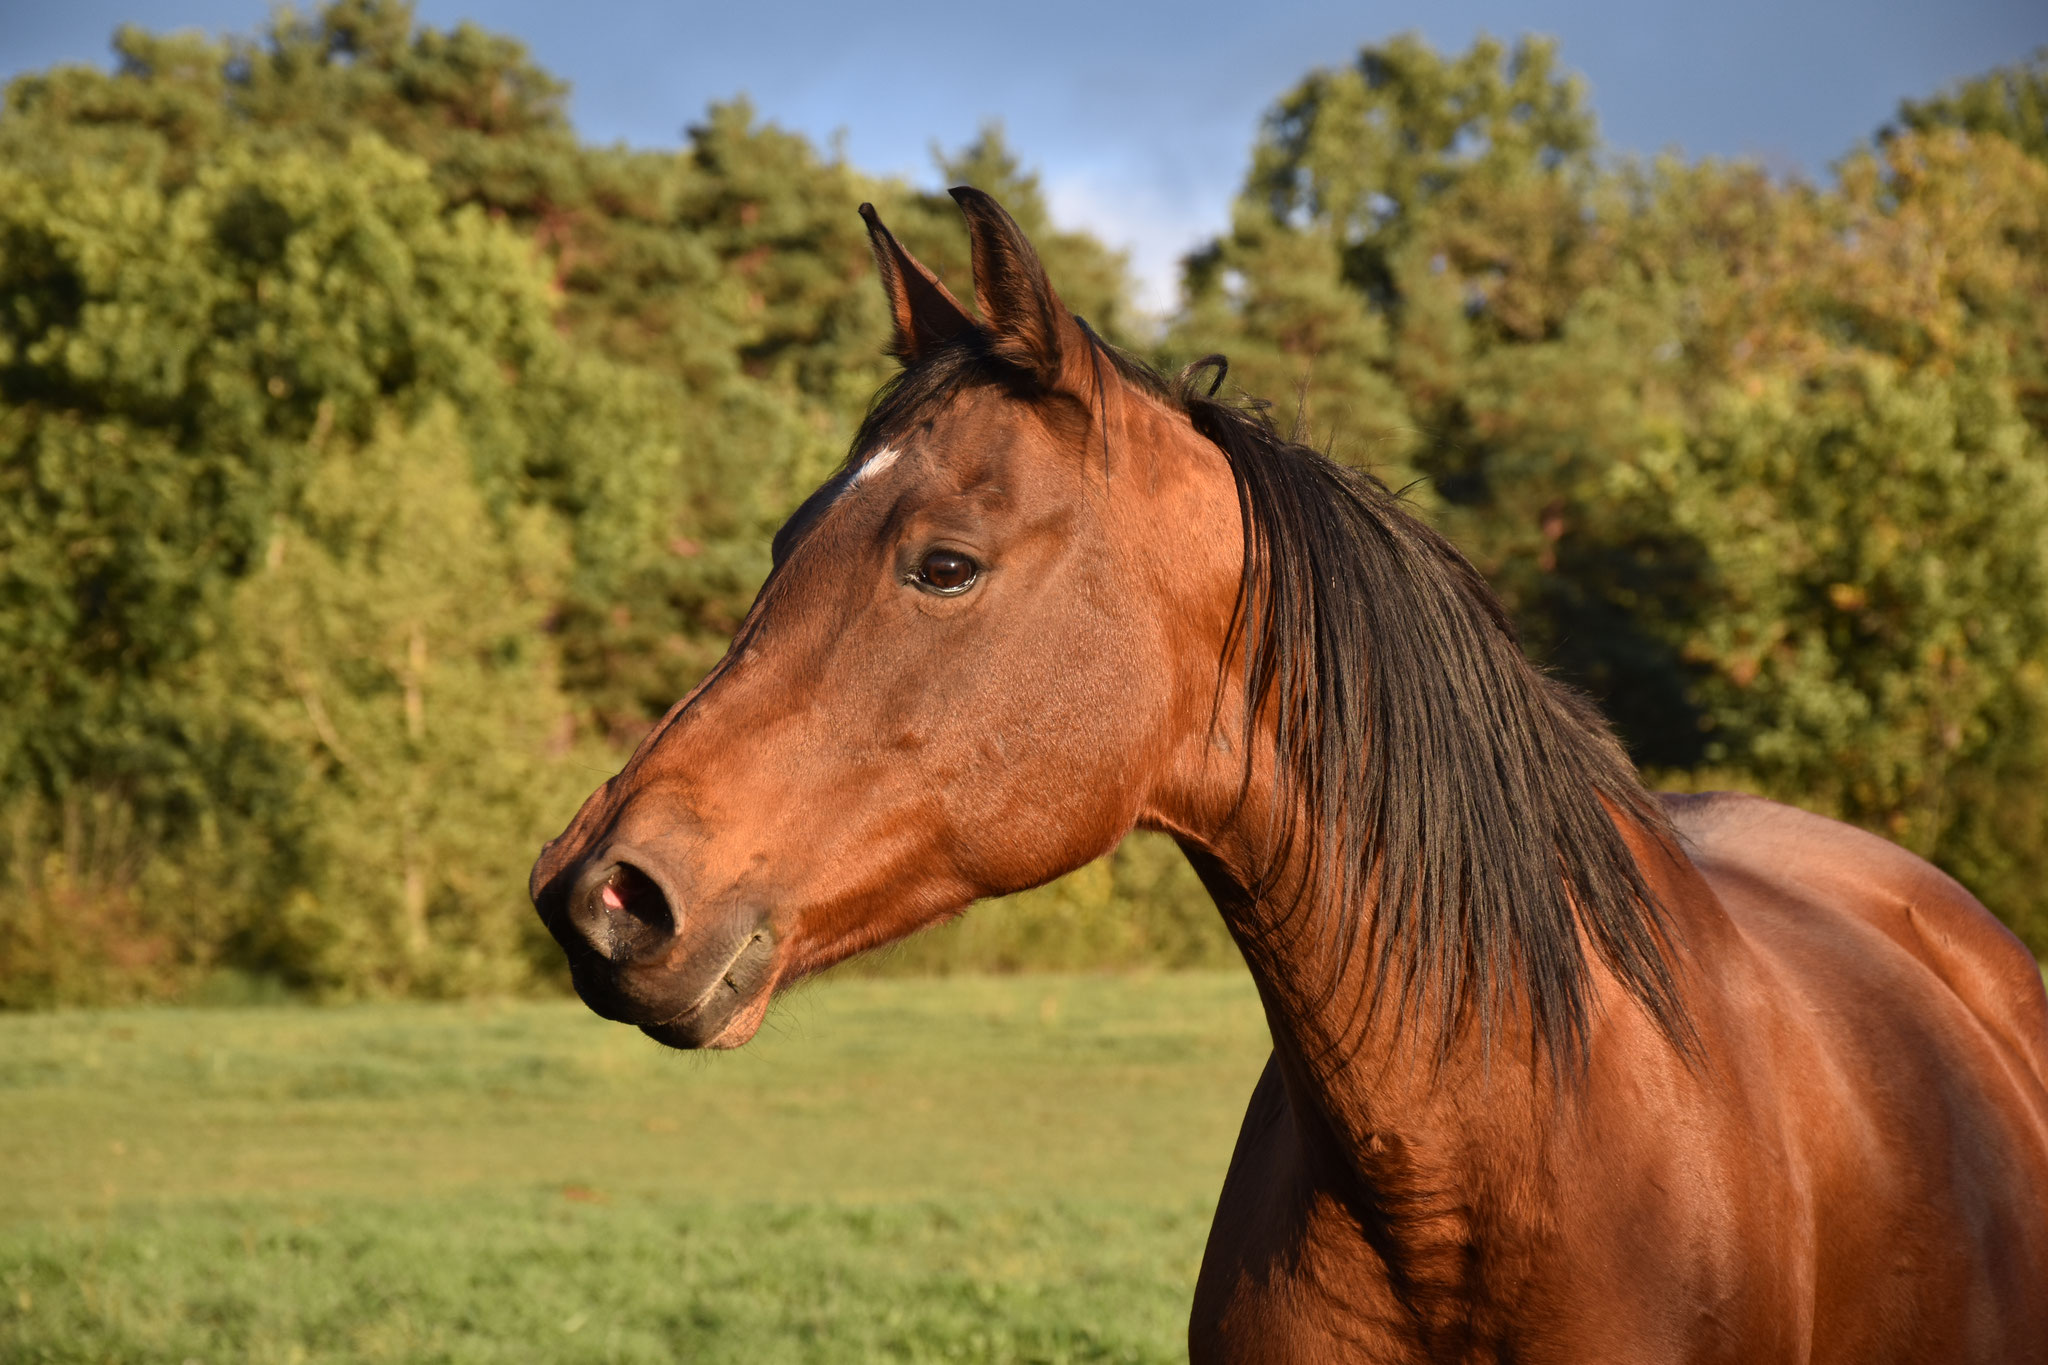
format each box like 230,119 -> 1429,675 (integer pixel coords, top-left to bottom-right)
648,984 -> 776,1051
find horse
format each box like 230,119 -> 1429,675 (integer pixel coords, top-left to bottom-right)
529,188 -> 2048,1363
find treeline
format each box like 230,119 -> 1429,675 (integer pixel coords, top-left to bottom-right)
0,3 -> 2042,1005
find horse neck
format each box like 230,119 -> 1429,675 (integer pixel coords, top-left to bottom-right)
1126,395 -> 1695,1204
1179,757 -> 1723,1198
1180,813 -> 1555,1168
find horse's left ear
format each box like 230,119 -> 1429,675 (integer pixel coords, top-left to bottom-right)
949,187 -> 1098,396
860,202 -> 977,364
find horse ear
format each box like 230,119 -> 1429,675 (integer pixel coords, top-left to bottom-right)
859,203 -> 976,363
948,186 -> 1096,394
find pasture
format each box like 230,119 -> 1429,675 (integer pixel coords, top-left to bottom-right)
0,971 -> 1267,1363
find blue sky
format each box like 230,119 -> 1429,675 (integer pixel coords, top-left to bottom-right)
5,0 -> 2044,311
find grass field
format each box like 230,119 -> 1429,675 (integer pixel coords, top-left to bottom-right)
0,971 -> 1270,1363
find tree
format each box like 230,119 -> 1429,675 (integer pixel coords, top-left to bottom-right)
223,408 -> 583,996
0,120 -> 653,999
0,1 -> 1178,1001
1895,48 -> 2048,164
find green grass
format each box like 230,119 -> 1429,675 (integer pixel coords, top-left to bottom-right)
0,972 -> 1269,1363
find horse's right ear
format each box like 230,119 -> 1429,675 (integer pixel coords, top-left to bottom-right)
860,203 -> 977,363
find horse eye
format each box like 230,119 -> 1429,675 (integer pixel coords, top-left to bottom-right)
915,549 -> 979,595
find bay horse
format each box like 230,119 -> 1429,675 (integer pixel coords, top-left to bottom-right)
530,189 -> 2048,1362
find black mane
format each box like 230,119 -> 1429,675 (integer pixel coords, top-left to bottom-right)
842,334 -> 1694,1073
1178,358 -> 1693,1072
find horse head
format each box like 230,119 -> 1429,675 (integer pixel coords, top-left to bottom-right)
528,190 -> 1243,1048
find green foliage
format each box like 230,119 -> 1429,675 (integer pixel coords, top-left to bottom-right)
0,1 -> 1172,1004
1895,47 -> 2048,163
218,408 -> 588,996
0,125 -> 641,1002
3,6 -> 2044,1002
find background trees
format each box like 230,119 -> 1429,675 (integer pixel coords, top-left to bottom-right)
2,3 -> 2043,1003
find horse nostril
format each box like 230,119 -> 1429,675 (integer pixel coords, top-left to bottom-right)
567,860 -> 675,962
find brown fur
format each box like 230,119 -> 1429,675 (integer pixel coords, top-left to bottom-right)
530,192 -> 2048,1362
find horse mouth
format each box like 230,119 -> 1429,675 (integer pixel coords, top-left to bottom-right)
566,915 -> 780,1050
641,986 -> 774,1050
639,930 -> 779,1050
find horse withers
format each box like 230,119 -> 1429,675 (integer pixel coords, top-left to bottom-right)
529,189 -> 2048,1363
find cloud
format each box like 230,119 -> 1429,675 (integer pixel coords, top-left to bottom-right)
1043,163 -> 1234,322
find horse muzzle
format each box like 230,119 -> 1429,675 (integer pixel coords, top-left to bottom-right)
534,845 -> 779,1049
